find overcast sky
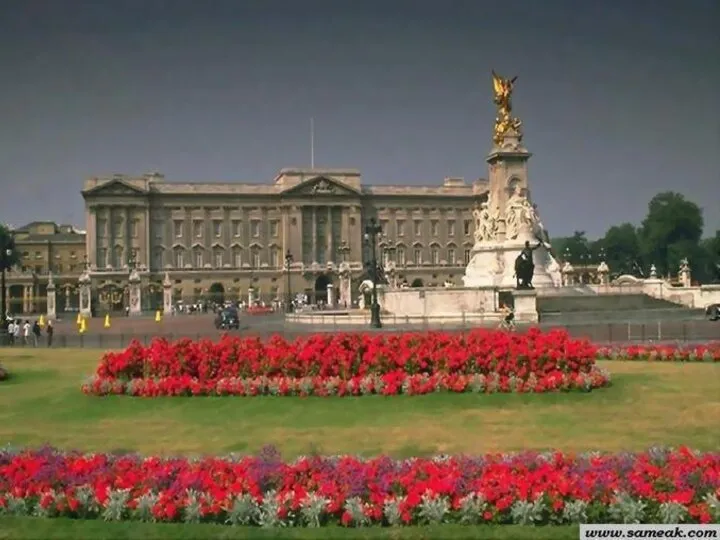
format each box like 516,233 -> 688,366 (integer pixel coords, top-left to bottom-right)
1,0 -> 718,238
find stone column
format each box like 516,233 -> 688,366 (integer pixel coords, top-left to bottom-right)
46,273 -> 57,320
86,206 -> 97,270
327,206 -> 333,263
326,283 -> 334,307
312,207 -> 317,263
127,268 -> 142,316
162,272 -> 173,315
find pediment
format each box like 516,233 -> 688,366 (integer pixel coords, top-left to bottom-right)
281,176 -> 360,197
83,179 -> 146,197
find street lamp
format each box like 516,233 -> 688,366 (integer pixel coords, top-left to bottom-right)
127,248 -> 138,271
363,218 -> 383,328
337,241 -> 350,263
1,230 -> 16,338
284,250 -> 293,313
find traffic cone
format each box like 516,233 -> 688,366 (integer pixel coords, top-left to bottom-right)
38,314 -> 45,328
104,313 -> 111,329
79,317 -> 87,334
155,310 -> 162,323
76,313 -> 82,325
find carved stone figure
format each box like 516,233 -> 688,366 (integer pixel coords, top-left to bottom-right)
473,202 -> 497,243
504,185 -> 531,240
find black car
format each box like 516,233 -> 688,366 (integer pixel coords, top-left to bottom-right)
706,304 -> 720,321
215,308 -> 240,330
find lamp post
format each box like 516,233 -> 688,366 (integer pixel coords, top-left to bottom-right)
1,230 -> 16,338
284,250 -> 293,313
363,218 -> 382,328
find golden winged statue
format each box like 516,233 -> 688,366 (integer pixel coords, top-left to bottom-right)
491,70 -> 523,146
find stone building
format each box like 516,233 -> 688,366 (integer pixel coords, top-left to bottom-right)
81,168 -> 488,310
4,221 -> 86,314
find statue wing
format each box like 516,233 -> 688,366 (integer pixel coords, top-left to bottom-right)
492,71 -> 503,95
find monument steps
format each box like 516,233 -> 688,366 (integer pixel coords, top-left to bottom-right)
539,307 -> 706,325
537,293 -> 687,314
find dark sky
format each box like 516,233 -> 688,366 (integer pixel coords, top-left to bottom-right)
1,0 -> 718,238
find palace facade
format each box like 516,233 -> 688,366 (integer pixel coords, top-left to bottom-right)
80,168 -> 488,310
4,221 -> 86,314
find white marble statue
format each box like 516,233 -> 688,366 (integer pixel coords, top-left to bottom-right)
504,185 -> 532,240
473,202 -> 497,243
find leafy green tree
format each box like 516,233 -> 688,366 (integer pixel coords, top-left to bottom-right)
552,231 -> 591,263
596,223 -> 641,275
0,225 -> 20,270
639,192 -> 703,276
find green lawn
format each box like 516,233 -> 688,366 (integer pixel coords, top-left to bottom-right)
1,348 -> 719,457
1,348 -> 719,539
0,518 -> 580,540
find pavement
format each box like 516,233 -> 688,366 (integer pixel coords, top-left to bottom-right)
9,311 -> 718,349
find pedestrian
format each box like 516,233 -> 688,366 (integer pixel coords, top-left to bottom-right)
13,319 -> 21,344
22,320 -> 31,346
32,320 -> 41,347
46,320 -> 54,347
7,320 -> 15,345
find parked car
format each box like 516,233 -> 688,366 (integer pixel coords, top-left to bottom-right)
215,307 -> 240,330
706,304 -> 720,321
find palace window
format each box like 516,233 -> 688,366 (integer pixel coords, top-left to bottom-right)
194,249 -> 204,268
251,220 -> 261,238
448,248 -> 457,265
270,247 -> 280,268
463,220 -> 471,236
430,220 -> 439,237
97,219 -> 107,238
193,220 -> 203,239
174,220 -> 183,238
174,248 -> 184,268
232,247 -> 243,268
380,220 -> 389,236
413,220 -> 422,237
213,248 -> 224,268
270,220 -> 279,237
464,249 -> 471,265
414,247 -> 423,265
447,220 -> 456,237
396,220 -> 405,237
97,248 -> 107,268
131,219 -> 139,238
213,220 -> 222,238
251,249 -> 261,268
232,220 -> 242,237
431,246 -> 440,265
397,247 -> 406,266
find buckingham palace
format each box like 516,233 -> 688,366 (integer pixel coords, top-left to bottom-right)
81,168 -> 488,309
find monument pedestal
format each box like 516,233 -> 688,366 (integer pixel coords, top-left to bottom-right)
78,268 -> 92,318
512,289 -> 538,323
326,283 -> 334,307
464,236 -> 560,289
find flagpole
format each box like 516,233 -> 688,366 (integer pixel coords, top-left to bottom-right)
310,117 -> 315,169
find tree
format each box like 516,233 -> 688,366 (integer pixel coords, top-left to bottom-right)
597,223 -> 641,275
0,225 -> 20,270
640,192 -> 703,276
552,231 -> 590,263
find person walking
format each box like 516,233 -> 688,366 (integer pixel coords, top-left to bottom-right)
46,320 -> 54,347
32,320 -> 41,347
22,320 -> 31,346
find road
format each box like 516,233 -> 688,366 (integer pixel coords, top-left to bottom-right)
18,311 -> 719,349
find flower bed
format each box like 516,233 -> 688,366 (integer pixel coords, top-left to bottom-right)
598,343 -> 720,362
1,447 -> 718,526
83,328 -> 611,397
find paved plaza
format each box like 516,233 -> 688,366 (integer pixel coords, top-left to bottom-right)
21,311 -> 718,348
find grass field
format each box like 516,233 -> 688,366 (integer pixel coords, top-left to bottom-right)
1,348 -> 719,456
1,348 -> 719,539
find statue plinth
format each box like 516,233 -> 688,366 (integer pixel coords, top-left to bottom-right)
162,272 -> 173,315
127,268 -> 142,316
